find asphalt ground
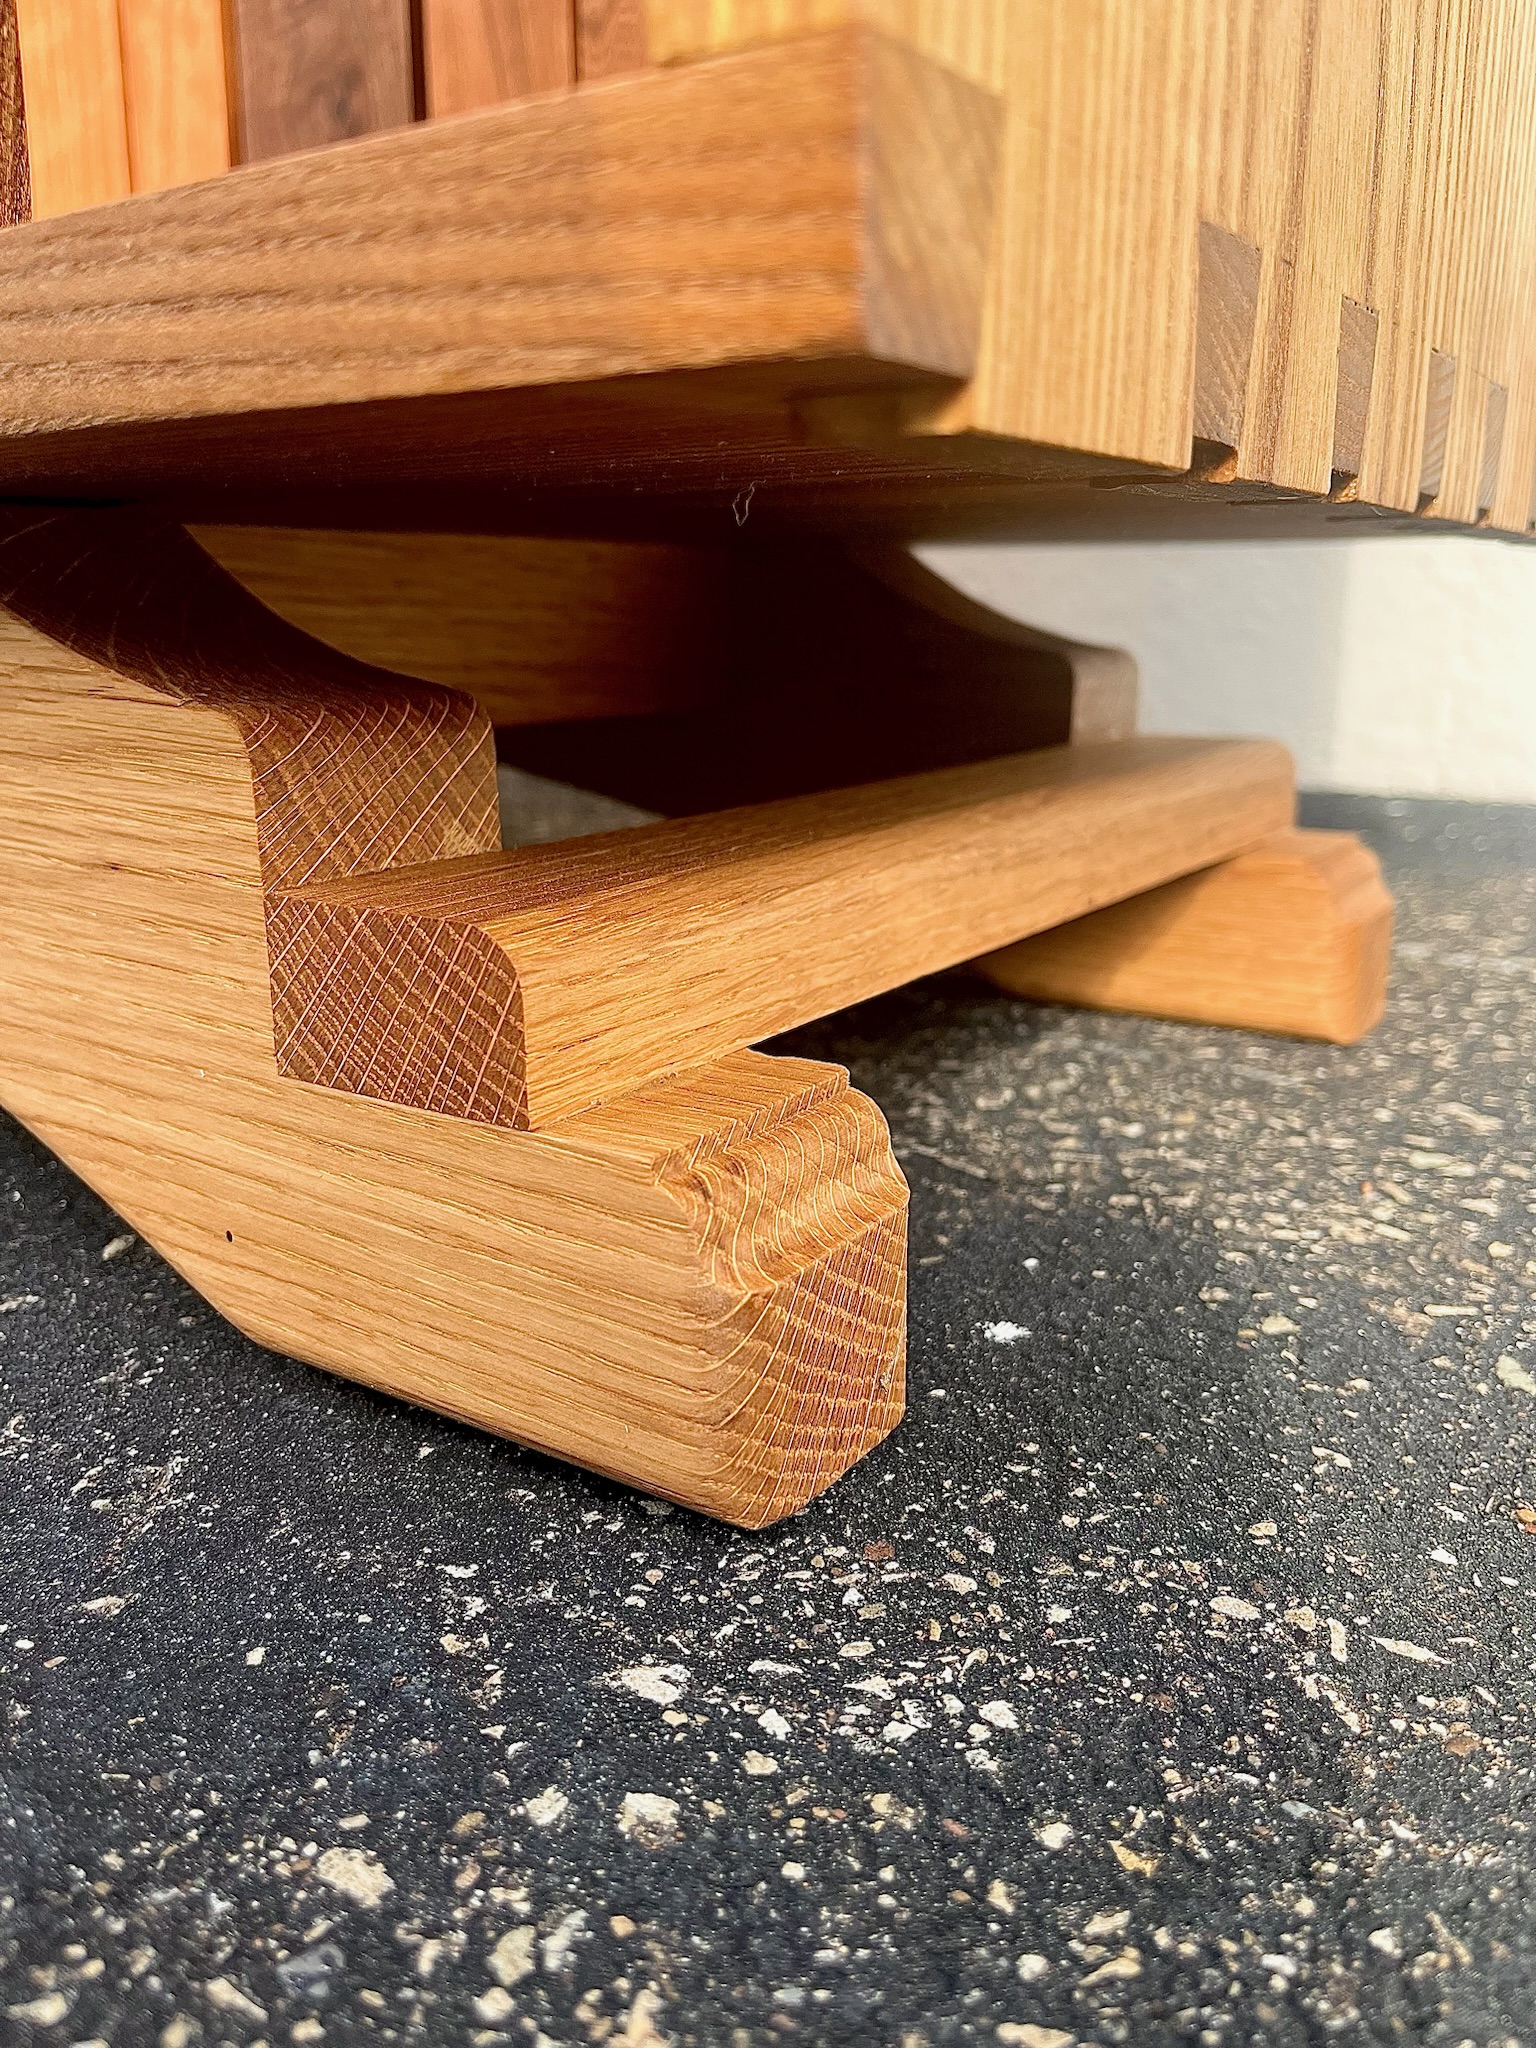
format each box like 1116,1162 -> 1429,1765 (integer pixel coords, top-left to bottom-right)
2,794 -> 1534,2048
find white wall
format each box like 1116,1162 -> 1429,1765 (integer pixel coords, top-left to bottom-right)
921,536 -> 1536,803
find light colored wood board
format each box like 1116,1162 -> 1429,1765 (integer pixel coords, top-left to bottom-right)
14,0 -> 131,217
0,27 -> 1000,438
0,509 -> 906,1526
118,0 -> 232,192
975,827 -> 1393,1046
423,0 -> 574,115
271,734 -> 1294,1129
576,0 -> 649,76
193,526 -> 725,724
228,0 -> 417,162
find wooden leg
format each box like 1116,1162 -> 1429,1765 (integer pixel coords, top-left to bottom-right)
0,508 -> 905,1527
0,508 -> 1381,1523
975,828 -> 1394,1045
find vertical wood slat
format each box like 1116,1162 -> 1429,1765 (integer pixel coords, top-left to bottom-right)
14,0 -> 130,216
118,0 -> 232,191
575,0 -> 648,78
228,0 -> 418,163
422,0 -> 573,115
0,0 -> 30,223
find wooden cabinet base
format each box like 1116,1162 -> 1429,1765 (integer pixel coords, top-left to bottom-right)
975,828 -> 1394,1045
0,510 -> 1387,1521
0,509 -> 905,1528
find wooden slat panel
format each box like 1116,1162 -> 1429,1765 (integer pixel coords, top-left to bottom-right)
645,0 -> 1536,538
423,0 -> 574,114
119,0 -> 232,191
228,0 -> 417,162
14,0 -> 131,217
270,735 -> 1295,1128
576,0 -> 648,77
0,0 -> 29,224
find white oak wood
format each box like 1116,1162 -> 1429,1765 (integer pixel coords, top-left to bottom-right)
977,827 -> 1394,1045
273,735 -> 1295,1128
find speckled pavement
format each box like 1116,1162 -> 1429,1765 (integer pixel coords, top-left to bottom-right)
2,797 -> 1535,2048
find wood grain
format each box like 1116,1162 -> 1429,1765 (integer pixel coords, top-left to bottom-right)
270,735 -> 1294,1130
1331,296 -> 1378,488
4,2 -> 1536,539
1417,348 -> 1457,512
0,28 -> 1000,445
645,1 -> 1536,538
501,541 -> 1137,811
2,7 -> 1534,543
14,0 -> 131,216
228,0 -> 417,162
0,0 -> 29,223
0,506 -> 906,1526
1478,381 -> 1508,523
194,526 -> 724,725
576,0 -> 648,77
119,0 -> 232,191
976,827 -> 1393,1046
424,0 -> 574,113
1193,220 -> 1262,457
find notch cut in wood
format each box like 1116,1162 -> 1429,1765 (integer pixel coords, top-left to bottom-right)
1192,221 -> 1262,475
1417,349 -> 1457,513
976,829 -> 1393,1046
1331,297 -> 1378,495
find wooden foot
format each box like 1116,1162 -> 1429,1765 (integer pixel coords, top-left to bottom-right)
975,828 -> 1394,1045
0,508 -> 1340,1521
0,508 -> 905,1526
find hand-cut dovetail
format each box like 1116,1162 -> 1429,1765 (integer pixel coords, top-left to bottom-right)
1192,221 -> 1263,477
1329,297 -> 1378,498
1477,382 -> 1508,522
1416,349 -> 1456,513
